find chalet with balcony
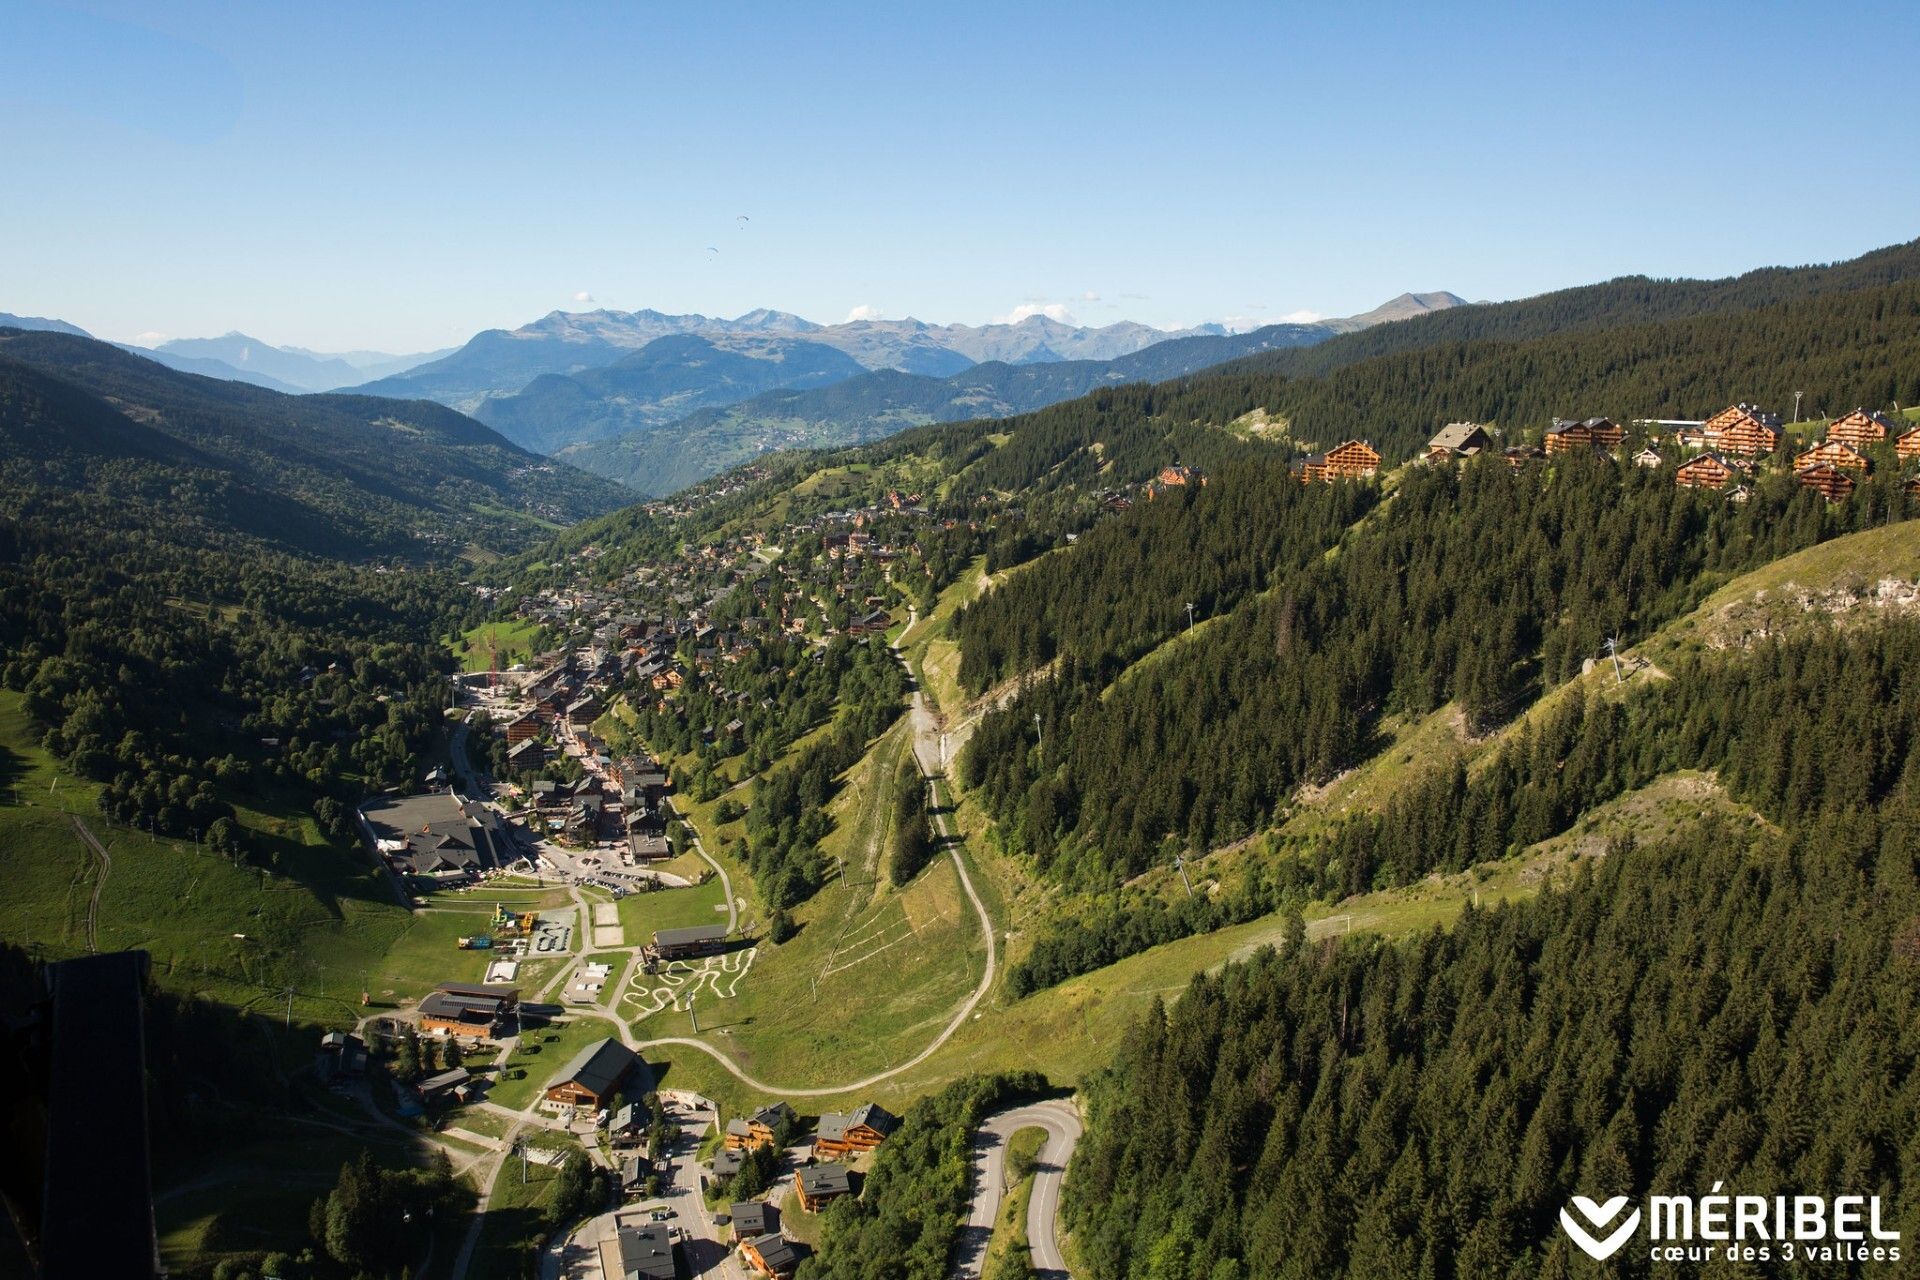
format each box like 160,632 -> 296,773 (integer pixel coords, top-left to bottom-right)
1675,453 -> 1735,490
1795,463 -> 1856,504
1543,416 -> 1625,454
1293,439 -> 1381,483
1827,408 -> 1901,448
1702,405 -> 1782,456
726,1102 -> 796,1151
794,1163 -> 853,1212
813,1103 -> 899,1158
418,982 -> 520,1040
541,1037 -> 648,1112
1794,439 -> 1870,473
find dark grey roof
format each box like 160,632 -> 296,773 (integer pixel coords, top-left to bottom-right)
653,924 -> 728,947
797,1163 -> 852,1199
730,1201 -> 775,1237
751,1101 -> 795,1129
746,1233 -> 798,1274
549,1037 -> 640,1101
612,1223 -> 677,1280
711,1148 -> 743,1177
417,1067 -> 471,1094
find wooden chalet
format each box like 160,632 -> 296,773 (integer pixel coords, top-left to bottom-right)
1294,439 -> 1381,483
541,1037 -> 646,1112
1795,462 -> 1856,504
418,982 -> 520,1040
1702,405 -> 1781,457
1675,453 -> 1735,491
1827,408 -> 1901,448
794,1163 -> 853,1212
1632,446 -> 1663,469
1543,416 -> 1626,454
1905,474 -> 1920,498
1424,422 -> 1492,461
1157,464 -> 1205,487
503,713 -> 541,745
813,1102 -> 899,1158
725,1101 -> 796,1151
1503,444 -> 1545,467
1793,439 -> 1870,473
741,1234 -> 799,1278
730,1201 -> 777,1243
1897,426 -> 1920,463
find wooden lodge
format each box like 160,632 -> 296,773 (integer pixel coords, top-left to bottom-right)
541,1037 -> 646,1112
813,1103 -> 899,1158
1701,405 -> 1782,457
1157,464 -> 1205,488
650,924 -> 729,961
741,1234 -> 798,1278
730,1201 -> 777,1243
1827,408 -> 1901,448
1675,453 -> 1735,490
1503,444 -> 1545,467
1795,463 -> 1857,504
1425,422 -> 1492,461
418,982 -> 520,1041
1294,439 -> 1381,483
1897,427 -> 1920,463
726,1102 -> 796,1151
794,1163 -> 853,1212
1793,439 -> 1870,474
1543,416 -> 1625,454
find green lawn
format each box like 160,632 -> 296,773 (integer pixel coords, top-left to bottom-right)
486,1012 -> 628,1111
983,1126 -> 1047,1275
452,619 -> 549,674
617,874 -> 730,941
467,1135 -> 590,1280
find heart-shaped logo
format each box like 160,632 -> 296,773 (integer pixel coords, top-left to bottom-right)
1559,1195 -> 1641,1261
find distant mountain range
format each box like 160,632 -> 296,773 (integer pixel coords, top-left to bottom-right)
352,307 -> 1263,412
1,313 -> 449,394
550,320 -> 1350,495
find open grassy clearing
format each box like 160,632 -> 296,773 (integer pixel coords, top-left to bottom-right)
486,1011 -> 628,1111
632,722 -> 983,1087
452,618 -> 549,673
467,1135 -> 591,1280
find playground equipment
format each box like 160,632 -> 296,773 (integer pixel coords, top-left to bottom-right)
457,935 -> 494,950
489,903 -> 538,935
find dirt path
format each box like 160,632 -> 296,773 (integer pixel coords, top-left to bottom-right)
70,815 -> 109,953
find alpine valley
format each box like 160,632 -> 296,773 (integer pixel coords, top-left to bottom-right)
4,236 -> 1919,1280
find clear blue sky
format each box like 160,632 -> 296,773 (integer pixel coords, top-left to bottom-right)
3,0 -> 1917,352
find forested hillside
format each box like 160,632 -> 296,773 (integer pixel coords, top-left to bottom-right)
1064,620 -> 1920,1280
0,329 -> 628,560
1225,235 -> 1920,380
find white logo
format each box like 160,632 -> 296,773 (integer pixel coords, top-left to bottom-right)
1561,1195 -> 1642,1261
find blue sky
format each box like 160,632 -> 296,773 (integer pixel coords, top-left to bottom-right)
3,0 -> 1917,352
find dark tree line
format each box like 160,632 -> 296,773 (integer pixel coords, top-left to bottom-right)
1064,812 -> 1920,1278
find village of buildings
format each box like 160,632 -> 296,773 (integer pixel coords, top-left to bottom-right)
329,398 -> 1916,1279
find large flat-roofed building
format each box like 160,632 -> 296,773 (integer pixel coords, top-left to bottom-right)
361,791 -> 516,876
598,1222 -> 676,1280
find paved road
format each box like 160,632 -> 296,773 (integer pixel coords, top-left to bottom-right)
955,1100 -> 1083,1280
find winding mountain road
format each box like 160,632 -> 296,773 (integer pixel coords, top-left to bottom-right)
955,1099 -> 1083,1280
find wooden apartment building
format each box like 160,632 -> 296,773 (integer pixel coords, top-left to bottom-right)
813,1102 -> 899,1158
1543,416 -> 1625,454
1294,439 -> 1381,483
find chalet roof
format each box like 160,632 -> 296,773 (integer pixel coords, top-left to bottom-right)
730,1201 -> 775,1237
797,1163 -> 852,1199
548,1037 -> 639,1101
1427,422 -> 1490,452
746,1234 -> 799,1275
417,1067 -> 471,1094
751,1101 -> 796,1129
613,1101 -> 645,1132
711,1148 -> 744,1176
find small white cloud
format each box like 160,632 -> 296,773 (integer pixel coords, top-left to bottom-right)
1278,308 -> 1325,324
573,291 -> 595,304
131,331 -> 168,347
845,304 -> 884,322
993,302 -> 1078,325
1079,290 -> 1101,303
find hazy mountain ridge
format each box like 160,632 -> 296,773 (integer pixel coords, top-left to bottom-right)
0,330 -> 629,558
557,319 -> 1341,494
